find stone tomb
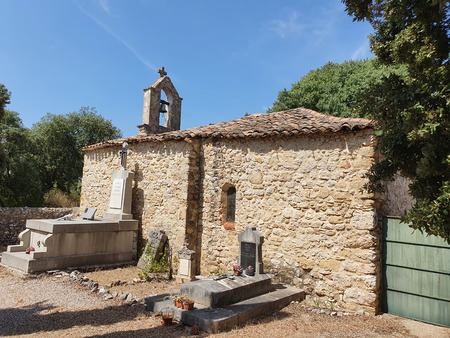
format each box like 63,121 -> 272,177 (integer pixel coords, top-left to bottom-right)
147,227 -> 304,333
1,218 -> 137,273
147,273 -> 305,333
1,143 -> 138,273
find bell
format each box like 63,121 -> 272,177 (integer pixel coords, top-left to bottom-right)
159,99 -> 169,114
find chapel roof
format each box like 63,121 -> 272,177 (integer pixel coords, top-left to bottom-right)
84,108 -> 374,151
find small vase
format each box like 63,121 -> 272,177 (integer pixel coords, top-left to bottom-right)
245,268 -> 255,276
183,301 -> 194,311
162,315 -> 173,326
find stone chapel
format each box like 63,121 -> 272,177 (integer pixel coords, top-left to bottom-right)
80,70 -> 411,314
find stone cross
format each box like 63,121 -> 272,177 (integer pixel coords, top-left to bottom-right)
158,67 -> 167,77
119,142 -> 129,170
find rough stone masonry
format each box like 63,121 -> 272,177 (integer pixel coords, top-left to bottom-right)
80,72 -> 410,314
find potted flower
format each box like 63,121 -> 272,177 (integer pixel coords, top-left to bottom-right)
245,265 -> 255,276
171,294 -> 183,308
182,297 -> 195,311
25,246 -> 35,254
161,307 -> 174,326
233,265 -> 243,276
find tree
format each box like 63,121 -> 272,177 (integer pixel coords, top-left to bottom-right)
0,84 -> 12,179
31,107 -> 122,203
0,110 -> 43,206
0,86 -> 40,206
343,0 -> 450,241
0,84 -> 10,121
268,59 -> 403,118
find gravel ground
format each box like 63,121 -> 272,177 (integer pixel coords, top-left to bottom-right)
0,265 -> 448,338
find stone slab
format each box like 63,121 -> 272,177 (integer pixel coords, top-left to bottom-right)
180,274 -> 273,308
145,294 -> 207,320
25,219 -> 138,233
146,287 -> 305,333
181,286 -> 305,333
1,251 -> 135,273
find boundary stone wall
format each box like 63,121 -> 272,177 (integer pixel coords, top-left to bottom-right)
0,207 -> 78,247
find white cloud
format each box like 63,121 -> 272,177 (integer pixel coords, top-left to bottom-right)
269,11 -> 304,39
74,1 -> 156,71
351,39 -> 372,60
98,0 -> 111,14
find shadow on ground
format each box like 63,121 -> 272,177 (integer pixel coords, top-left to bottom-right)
0,299 -> 292,337
0,301 -> 176,337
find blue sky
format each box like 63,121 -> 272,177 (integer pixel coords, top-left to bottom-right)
1,0 -> 373,138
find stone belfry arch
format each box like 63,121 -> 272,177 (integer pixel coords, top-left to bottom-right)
138,67 -> 182,135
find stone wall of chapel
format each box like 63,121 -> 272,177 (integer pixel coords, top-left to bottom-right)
198,130 -> 379,313
80,141 -> 192,252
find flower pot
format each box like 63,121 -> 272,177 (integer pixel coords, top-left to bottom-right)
182,301 -> 194,311
161,314 -> 173,326
233,270 -> 242,276
245,268 -> 255,276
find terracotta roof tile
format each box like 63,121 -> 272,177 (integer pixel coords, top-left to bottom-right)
84,108 -> 374,151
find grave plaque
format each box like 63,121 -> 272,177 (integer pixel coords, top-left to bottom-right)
82,207 -> 97,220
179,259 -> 190,276
240,242 -> 256,269
238,226 -> 264,275
109,179 -> 124,209
176,240 -> 196,282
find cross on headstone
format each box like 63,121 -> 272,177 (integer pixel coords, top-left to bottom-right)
158,66 -> 167,77
119,142 -> 129,170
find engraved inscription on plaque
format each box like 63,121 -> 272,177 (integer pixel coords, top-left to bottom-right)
179,259 -> 190,276
240,242 -> 256,269
109,179 -> 124,209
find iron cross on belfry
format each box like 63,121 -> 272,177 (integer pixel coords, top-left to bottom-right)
158,67 -> 167,77
119,142 -> 129,170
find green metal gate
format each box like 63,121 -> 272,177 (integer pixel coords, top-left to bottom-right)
382,217 -> 450,327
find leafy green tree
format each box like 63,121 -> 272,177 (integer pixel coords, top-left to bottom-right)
343,0 -> 450,241
0,84 -> 10,121
0,110 -> 43,206
268,59 -> 403,117
0,84 -> 12,180
32,107 -> 122,202
0,85 -> 40,206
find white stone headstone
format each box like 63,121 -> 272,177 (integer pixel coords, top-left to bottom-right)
109,178 -> 125,209
179,259 -> 190,276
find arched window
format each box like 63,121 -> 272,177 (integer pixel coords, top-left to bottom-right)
226,187 -> 236,222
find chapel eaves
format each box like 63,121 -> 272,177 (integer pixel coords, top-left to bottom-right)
83,108 -> 374,152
